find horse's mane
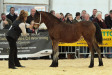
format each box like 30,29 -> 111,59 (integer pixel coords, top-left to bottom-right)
44,12 -> 62,23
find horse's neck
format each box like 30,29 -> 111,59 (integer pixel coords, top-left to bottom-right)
42,13 -> 61,30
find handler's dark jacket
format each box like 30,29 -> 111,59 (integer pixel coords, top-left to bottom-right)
6,20 -> 22,41
105,15 -> 112,29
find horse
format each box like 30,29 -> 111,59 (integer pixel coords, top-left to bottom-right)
33,11 -> 103,68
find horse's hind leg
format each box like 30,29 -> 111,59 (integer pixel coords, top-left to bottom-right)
93,42 -> 103,66
87,42 -> 94,68
50,40 -> 59,67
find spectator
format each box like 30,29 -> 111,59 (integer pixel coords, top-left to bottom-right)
90,9 -> 97,21
105,10 -> 112,29
50,10 -> 55,16
74,12 -> 82,22
83,13 -> 91,21
105,10 -> 112,58
65,14 -> 75,24
82,13 -> 91,58
7,7 -> 17,23
55,13 -> 61,19
60,13 -> 65,21
26,9 -> 36,33
64,13 -> 70,22
81,10 -> 86,20
93,11 -> 107,58
0,13 -> 12,29
105,14 -> 109,18
93,11 -> 107,29
26,9 -> 36,24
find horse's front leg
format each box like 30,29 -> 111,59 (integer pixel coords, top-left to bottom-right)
50,41 -> 59,67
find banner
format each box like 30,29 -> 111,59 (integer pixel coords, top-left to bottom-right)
0,30 -> 52,58
59,29 -> 112,47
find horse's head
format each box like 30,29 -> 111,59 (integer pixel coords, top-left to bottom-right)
33,11 -> 42,29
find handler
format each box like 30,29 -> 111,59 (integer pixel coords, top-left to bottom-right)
6,10 -> 33,69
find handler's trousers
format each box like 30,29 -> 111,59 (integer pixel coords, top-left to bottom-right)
6,36 -> 21,68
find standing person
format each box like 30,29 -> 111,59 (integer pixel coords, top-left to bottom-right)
0,13 -> 12,29
74,12 -> 82,22
105,10 -> 112,29
6,10 -> 33,69
26,9 -> 36,33
55,13 -> 61,19
93,11 -> 107,29
83,13 -> 91,21
81,10 -> 86,20
83,13 -> 91,58
105,10 -> 112,58
105,14 -> 109,19
7,7 -> 18,23
93,11 -> 107,58
64,13 -> 70,22
90,9 -> 97,21
65,14 -> 75,24
50,10 -> 55,16
60,13 -> 65,21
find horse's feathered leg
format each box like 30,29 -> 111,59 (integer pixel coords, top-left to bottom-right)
93,41 -> 103,66
88,43 -> 94,68
50,40 -> 59,67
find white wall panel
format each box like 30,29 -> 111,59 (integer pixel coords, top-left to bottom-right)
4,0 -> 49,5
52,0 -> 109,19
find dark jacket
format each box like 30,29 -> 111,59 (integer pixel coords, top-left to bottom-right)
26,15 -> 34,24
92,18 -> 107,29
7,13 -> 18,23
65,18 -> 76,24
26,15 -> 34,33
90,15 -> 95,21
6,20 -> 22,41
105,15 -> 112,29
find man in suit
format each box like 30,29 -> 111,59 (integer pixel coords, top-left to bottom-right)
26,9 -> 36,33
105,10 -> 112,29
7,7 -> 18,23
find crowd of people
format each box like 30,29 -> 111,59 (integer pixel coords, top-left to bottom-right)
50,9 -> 112,29
0,7 -> 112,31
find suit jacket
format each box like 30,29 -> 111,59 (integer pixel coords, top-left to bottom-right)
7,13 -> 17,23
105,15 -> 112,29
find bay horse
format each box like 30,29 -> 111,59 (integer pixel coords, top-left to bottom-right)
33,11 -> 103,68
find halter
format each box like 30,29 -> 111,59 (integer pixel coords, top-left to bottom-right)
34,13 -> 41,25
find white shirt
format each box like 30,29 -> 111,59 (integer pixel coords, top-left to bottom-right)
0,21 -> 4,29
19,23 -> 29,36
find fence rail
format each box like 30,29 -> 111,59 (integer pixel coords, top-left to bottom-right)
59,46 -> 112,58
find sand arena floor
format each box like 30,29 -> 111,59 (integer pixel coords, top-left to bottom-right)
0,58 -> 112,75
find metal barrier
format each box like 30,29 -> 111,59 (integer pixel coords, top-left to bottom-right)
59,46 -> 112,58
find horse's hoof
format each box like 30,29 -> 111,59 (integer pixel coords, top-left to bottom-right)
88,65 -> 94,68
99,62 -> 103,66
50,64 -> 58,67
99,64 -> 103,66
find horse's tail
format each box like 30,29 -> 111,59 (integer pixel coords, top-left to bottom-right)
94,23 -> 103,44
